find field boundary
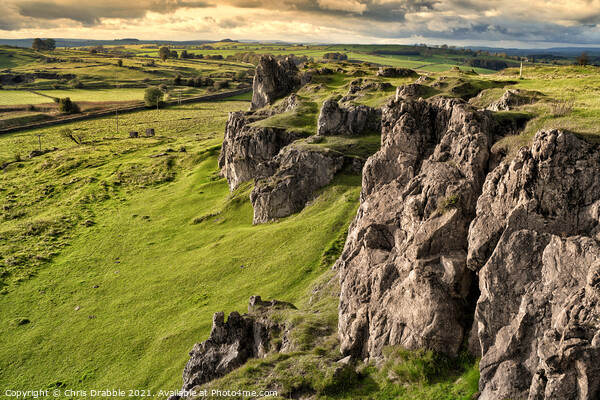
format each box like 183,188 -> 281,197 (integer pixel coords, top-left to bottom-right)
0,88 -> 251,135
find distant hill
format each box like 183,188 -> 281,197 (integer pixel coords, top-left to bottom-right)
0,38 -> 217,48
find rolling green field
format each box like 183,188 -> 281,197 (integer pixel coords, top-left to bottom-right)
2,44 -> 599,399
0,98 -> 362,397
0,88 -> 151,106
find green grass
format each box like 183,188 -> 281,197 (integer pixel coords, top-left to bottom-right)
0,97 -> 362,398
0,90 -> 52,105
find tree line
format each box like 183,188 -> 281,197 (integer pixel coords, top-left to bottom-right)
32,38 -> 56,51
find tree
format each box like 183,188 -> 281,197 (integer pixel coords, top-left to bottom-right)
60,128 -> 84,144
44,39 -> 56,50
170,50 -> 178,59
173,75 -> 182,85
32,38 -> 45,50
117,59 -> 123,67
576,52 -> 590,66
144,87 -> 164,107
158,46 -> 170,61
180,50 -> 189,59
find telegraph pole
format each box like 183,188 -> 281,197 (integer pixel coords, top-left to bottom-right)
116,73 -> 119,134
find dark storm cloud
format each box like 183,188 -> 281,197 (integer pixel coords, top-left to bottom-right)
2,0 -> 600,45
15,0 -> 214,25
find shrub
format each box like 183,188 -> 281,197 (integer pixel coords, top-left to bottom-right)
26,104 -> 36,111
214,80 -> 230,90
117,59 -> 123,67
70,79 -> 83,89
551,99 -> 574,117
173,75 -> 182,85
58,97 -> 80,114
52,83 -> 60,89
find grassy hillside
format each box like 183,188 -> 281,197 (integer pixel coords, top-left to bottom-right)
0,98 -> 362,396
2,54 -> 600,399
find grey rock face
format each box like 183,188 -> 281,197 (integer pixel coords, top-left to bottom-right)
251,56 -> 300,109
337,97 -> 492,359
218,111 -> 300,191
468,130 -> 600,400
317,99 -> 381,136
376,67 -> 417,78
250,147 -> 344,224
181,296 -> 294,391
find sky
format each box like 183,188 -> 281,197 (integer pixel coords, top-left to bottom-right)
1,0 -> 600,47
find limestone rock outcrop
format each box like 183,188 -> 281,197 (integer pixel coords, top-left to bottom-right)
179,296 -> 294,392
395,84 -> 429,101
250,147 -> 344,224
468,130 -> 600,400
376,67 -> 417,78
486,88 -> 538,111
337,97 -> 492,359
251,56 -> 300,109
317,99 -> 381,136
218,111 -> 300,191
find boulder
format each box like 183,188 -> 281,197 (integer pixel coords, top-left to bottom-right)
180,296 -> 294,391
467,130 -> 600,400
251,56 -> 301,109
376,67 -> 417,78
250,147 -> 344,224
218,111 -> 300,191
337,97 -> 492,359
317,99 -> 381,136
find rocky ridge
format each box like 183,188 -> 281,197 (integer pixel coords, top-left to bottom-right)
337,96 -> 491,359
468,130 -> 600,399
183,57 -> 600,399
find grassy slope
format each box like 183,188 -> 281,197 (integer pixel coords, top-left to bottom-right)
3,56 -> 598,400
0,98 -> 362,397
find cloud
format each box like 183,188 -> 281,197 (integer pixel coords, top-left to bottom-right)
14,0 -> 214,26
1,0 -> 600,46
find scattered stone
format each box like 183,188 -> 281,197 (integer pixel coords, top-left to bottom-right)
146,128 -> 155,137
486,88 -> 539,111
305,135 -> 324,144
129,131 -> 139,138
337,355 -> 352,365
93,285 -> 99,288
74,306 -> 80,311
88,315 -> 96,319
